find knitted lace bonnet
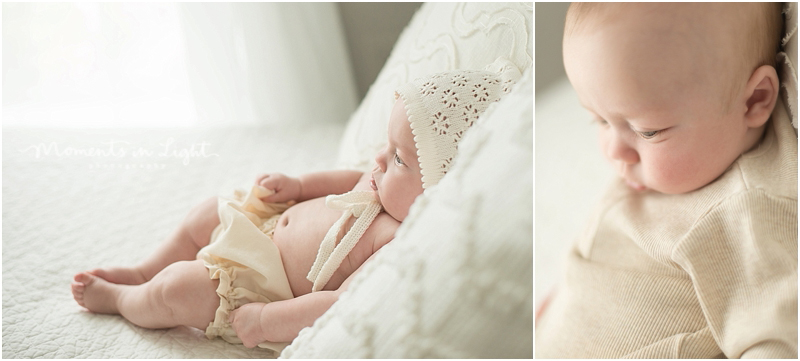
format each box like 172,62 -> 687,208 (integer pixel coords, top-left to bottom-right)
395,58 -> 522,189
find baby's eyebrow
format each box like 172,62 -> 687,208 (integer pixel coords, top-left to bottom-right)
396,144 -> 412,158
397,143 -> 418,165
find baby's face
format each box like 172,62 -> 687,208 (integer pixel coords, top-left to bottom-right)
564,4 -> 762,194
371,99 -> 423,221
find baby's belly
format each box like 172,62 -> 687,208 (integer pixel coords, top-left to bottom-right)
272,197 -> 367,297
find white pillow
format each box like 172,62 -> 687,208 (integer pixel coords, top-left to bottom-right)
779,2 -> 797,130
281,68 -> 532,358
336,2 -> 533,171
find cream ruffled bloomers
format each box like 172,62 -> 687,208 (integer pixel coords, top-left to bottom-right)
196,185 -> 294,352
196,185 -> 382,353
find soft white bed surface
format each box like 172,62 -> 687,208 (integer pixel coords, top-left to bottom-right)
2,124 -> 344,358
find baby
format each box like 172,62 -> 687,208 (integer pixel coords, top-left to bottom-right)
536,3 -> 796,359
71,65 -> 518,350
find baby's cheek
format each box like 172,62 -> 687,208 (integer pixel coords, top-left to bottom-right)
378,180 -> 402,219
646,153 -> 700,194
391,178 -> 423,220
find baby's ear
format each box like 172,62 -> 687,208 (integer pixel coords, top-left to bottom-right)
743,65 -> 780,128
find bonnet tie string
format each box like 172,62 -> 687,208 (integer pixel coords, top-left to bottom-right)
306,190 -> 382,292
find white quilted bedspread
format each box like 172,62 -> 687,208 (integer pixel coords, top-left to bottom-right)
2,124 -> 344,358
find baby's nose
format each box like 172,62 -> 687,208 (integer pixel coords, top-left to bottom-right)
374,148 -> 387,172
607,136 -> 639,164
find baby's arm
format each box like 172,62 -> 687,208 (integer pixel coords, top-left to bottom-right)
229,253 -> 377,348
674,193 -> 797,358
296,170 -> 364,202
256,170 -> 363,203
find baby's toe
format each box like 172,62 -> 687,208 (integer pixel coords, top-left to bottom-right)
71,282 -> 85,305
74,272 -> 94,286
72,281 -> 85,291
86,268 -> 107,280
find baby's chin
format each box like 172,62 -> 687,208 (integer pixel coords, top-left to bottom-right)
382,207 -> 407,222
380,198 -> 414,222
631,178 -> 712,195
373,193 -> 403,222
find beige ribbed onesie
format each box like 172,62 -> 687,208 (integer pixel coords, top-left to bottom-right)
536,104 -> 798,358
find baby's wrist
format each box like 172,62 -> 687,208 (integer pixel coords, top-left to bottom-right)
294,177 -> 304,201
258,302 -> 273,341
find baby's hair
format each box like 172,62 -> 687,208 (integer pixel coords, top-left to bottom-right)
563,2 -> 607,38
565,3 -> 785,112
749,3 -> 785,70
565,3 -> 783,67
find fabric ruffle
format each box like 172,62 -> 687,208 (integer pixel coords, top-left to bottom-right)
196,185 -> 295,352
200,251 -> 290,352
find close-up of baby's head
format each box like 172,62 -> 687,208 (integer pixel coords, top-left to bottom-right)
563,3 -> 784,194
372,67 -> 517,220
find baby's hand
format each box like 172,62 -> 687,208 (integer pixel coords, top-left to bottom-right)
229,303 -> 267,348
255,173 -> 301,203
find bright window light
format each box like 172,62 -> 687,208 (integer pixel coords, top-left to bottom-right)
3,3 -> 198,128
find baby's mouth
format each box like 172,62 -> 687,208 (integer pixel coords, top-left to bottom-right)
369,174 -> 383,205
617,163 -> 646,191
369,176 -> 378,191
625,178 -> 647,191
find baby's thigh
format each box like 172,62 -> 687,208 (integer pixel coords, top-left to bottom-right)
183,196 -> 220,247
156,259 -> 219,330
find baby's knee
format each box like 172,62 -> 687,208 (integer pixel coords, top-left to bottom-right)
159,261 -> 212,300
156,260 -> 218,326
152,263 -> 187,311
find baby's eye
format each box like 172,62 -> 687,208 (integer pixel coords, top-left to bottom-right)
636,130 -> 661,139
592,118 -> 609,126
393,152 -> 405,166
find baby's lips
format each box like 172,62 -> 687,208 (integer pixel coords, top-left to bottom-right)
625,179 -> 647,191
369,176 -> 378,191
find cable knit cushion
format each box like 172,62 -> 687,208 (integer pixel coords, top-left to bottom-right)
336,2 -> 533,171
779,2 -> 798,130
282,69 -> 532,358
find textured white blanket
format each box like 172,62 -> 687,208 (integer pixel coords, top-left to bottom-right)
2,124 -> 344,358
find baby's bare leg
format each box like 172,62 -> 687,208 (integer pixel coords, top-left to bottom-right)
135,196 -> 220,280
89,196 -> 220,284
73,259 -> 219,330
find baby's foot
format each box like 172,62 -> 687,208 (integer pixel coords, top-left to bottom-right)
87,267 -> 147,285
71,272 -> 121,314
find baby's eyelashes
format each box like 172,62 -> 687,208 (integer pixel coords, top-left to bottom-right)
393,152 -> 405,166
632,126 -> 668,140
592,117 -> 665,140
636,130 -> 660,139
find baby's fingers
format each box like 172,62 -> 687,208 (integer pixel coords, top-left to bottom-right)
255,174 -> 270,185
242,339 -> 258,349
259,174 -> 284,190
258,177 -> 276,190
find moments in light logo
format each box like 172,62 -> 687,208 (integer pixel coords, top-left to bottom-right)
18,137 -> 220,168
